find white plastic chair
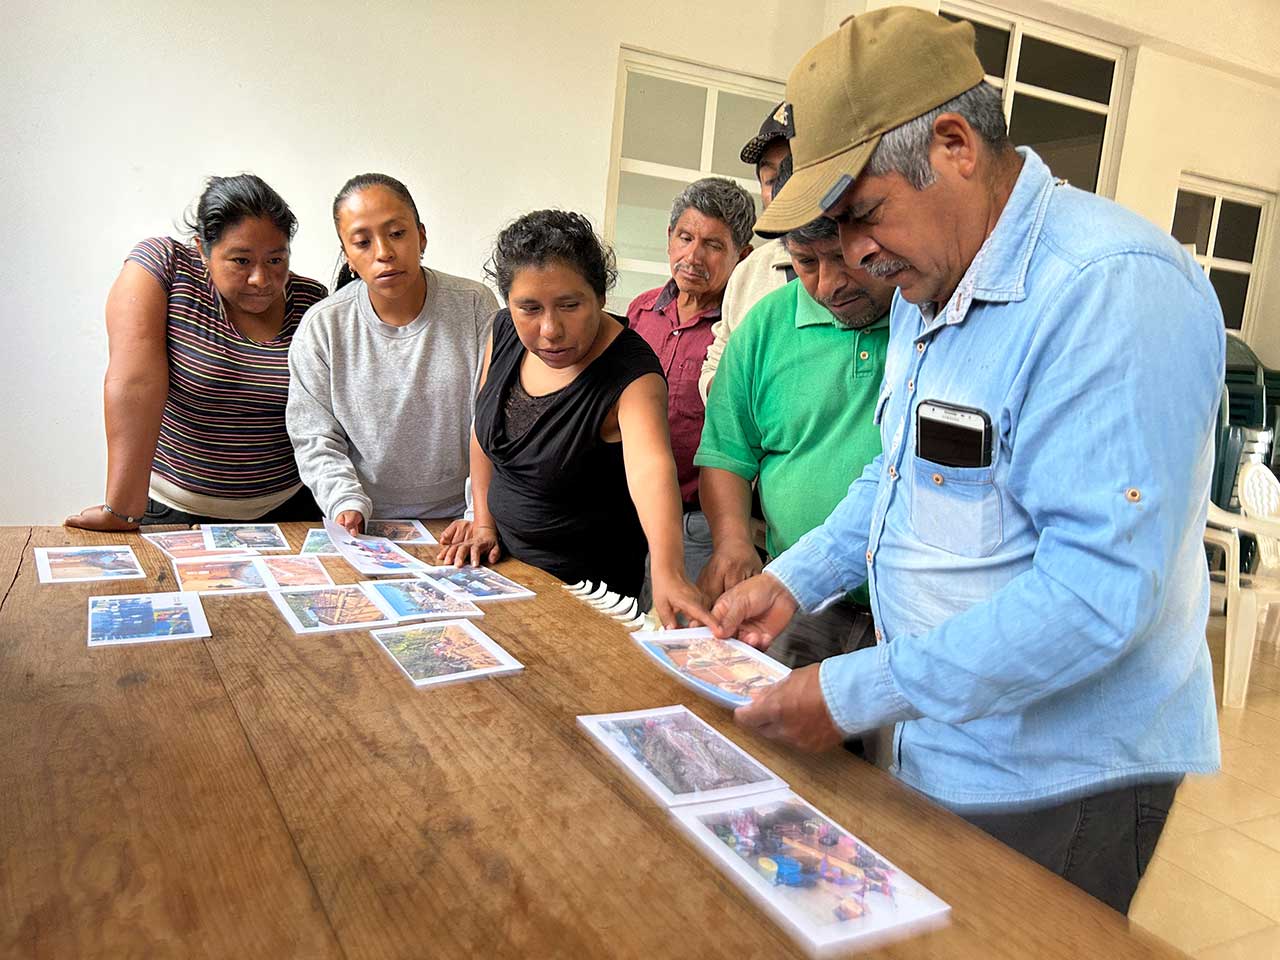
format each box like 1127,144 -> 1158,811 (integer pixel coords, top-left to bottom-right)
1207,463 -> 1280,707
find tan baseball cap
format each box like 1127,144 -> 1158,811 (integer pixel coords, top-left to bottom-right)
754,6 -> 985,237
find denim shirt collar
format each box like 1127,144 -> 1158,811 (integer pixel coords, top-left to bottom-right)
919,147 -> 1056,334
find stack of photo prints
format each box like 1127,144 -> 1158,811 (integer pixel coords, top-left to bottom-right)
579,704 -> 950,954
44,523 -> 530,691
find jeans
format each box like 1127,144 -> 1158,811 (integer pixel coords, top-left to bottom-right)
141,484 -> 321,526
962,779 -> 1180,914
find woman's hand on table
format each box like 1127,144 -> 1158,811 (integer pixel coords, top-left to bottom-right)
438,520 -> 501,567
64,504 -> 142,532
650,569 -> 718,631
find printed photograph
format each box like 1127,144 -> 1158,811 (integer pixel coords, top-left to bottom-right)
36,546 -> 145,584
421,565 -> 533,601
372,620 -> 522,685
639,634 -> 788,706
87,592 -> 210,646
596,708 -> 778,798
677,791 -> 949,950
325,520 -> 427,575
204,523 -> 290,551
274,585 -> 394,632
362,579 -> 482,621
142,530 -> 212,558
365,519 -> 436,544
173,557 -> 267,593
299,528 -> 339,556
260,555 -> 333,588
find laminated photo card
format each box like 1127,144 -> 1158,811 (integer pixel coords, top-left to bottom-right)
371,619 -> 523,688
324,520 -> 428,576
200,523 -> 291,552
35,546 -> 146,584
632,627 -> 790,708
578,705 -> 786,807
359,579 -> 484,623
299,528 -> 341,556
142,530 -> 259,560
269,583 -> 400,635
87,591 -> 211,647
673,790 -> 950,956
172,555 -> 334,594
417,565 -> 535,602
364,519 -> 438,545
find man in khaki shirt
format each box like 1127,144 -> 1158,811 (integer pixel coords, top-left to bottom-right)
699,102 -> 794,403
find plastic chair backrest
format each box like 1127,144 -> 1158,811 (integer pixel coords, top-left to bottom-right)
1239,463 -> 1280,573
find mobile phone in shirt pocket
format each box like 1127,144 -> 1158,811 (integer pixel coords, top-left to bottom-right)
910,456 -> 1004,557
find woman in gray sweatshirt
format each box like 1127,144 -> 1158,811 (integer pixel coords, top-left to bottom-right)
287,173 -> 497,533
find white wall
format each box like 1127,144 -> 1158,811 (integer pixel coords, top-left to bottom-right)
0,0 -> 825,524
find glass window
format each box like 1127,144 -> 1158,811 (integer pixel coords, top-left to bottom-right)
611,270 -> 667,316
711,92 -> 778,179
1008,94 -> 1106,192
940,12 -> 1010,79
620,73 -> 706,170
1172,191 -> 1215,256
1214,201 -> 1261,263
1016,36 -> 1114,104
1210,269 -> 1250,330
614,171 -> 687,263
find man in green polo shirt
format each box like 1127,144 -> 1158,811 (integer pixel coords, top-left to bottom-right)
695,210 -> 894,668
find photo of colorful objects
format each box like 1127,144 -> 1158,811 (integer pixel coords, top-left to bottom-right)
276,585 -> 391,631
299,528 -> 339,556
421,565 -> 533,601
379,623 -> 500,679
260,555 -> 332,588
639,635 -> 788,707
364,519 -> 435,544
363,579 -> 482,621
600,711 -> 774,797
173,557 -> 267,593
36,546 -> 145,583
204,524 -> 289,551
87,592 -> 208,646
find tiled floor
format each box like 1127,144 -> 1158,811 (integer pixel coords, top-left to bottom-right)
1129,617 -> 1280,957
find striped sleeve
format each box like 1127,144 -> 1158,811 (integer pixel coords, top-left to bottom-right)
126,236 -> 177,292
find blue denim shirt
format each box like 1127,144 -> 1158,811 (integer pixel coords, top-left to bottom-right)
767,149 -> 1224,811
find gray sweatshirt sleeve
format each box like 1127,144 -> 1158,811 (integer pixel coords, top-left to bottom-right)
286,313 -> 372,520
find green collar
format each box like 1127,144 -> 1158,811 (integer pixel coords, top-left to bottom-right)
793,281 -> 890,333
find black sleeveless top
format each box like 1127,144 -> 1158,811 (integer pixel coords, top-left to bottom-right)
475,309 -> 664,597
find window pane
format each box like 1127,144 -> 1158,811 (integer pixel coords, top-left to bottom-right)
1009,93 -> 1106,192
711,91 -> 778,179
621,72 -> 706,170
1210,269 -> 1251,330
1214,201 -> 1262,263
1016,36 -> 1114,104
941,13 -> 1010,79
614,171 -> 686,263
608,269 -> 668,316
1172,191 -> 1215,256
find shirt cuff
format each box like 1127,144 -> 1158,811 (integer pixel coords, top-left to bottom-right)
692,450 -> 758,481
765,541 -> 847,612
818,643 -> 919,737
330,496 -> 372,521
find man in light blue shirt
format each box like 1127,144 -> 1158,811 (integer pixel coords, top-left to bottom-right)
715,7 -> 1224,914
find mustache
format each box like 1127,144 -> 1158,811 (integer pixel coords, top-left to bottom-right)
674,260 -> 710,280
864,257 -> 910,278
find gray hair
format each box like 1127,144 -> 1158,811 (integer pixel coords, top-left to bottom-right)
866,82 -> 1010,190
668,177 -> 756,249
782,215 -> 838,249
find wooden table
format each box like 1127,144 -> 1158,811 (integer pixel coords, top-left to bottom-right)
0,523 -> 1187,959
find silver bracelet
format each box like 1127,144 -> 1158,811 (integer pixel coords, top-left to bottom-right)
102,503 -> 144,525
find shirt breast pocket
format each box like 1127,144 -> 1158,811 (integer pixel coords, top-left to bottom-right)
910,456 -> 1003,558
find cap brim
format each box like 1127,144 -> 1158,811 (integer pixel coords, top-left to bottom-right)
753,136 -> 880,237
739,132 -> 785,165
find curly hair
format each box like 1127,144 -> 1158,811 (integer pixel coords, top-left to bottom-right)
183,173 -> 297,249
486,210 -> 617,300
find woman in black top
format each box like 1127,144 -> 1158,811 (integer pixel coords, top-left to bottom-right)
439,210 -> 709,627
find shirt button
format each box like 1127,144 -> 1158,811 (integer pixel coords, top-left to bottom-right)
865,549 -> 874,565
859,350 -> 870,361
916,342 -> 925,354
887,465 -> 898,480
907,379 -> 915,391
874,627 -> 883,642
672,330 -> 681,337
932,473 -> 944,486
1126,487 -> 1142,502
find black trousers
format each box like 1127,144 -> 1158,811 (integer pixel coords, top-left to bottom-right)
962,779 -> 1180,915
140,484 -> 321,526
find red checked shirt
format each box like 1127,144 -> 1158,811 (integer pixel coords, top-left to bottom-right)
627,279 -> 720,506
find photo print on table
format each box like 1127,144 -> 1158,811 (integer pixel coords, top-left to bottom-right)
578,705 -> 786,806
672,790 -> 950,955
172,556 -> 268,594
142,530 -> 258,560
87,591 -> 211,646
323,520 -> 428,576
201,523 -> 291,552
35,546 -> 146,584
417,565 -> 534,602
360,579 -> 484,622
299,528 -> 340,556
269,583 -> 399,634
364,519 -> 438,545
371,619 -> 523,687
632,627 -> 791,708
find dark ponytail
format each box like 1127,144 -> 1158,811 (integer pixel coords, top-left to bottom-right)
184,174 -> 297,250
331,172 -> 422,291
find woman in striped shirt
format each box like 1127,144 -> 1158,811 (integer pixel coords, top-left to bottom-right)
65,174 -> 328,531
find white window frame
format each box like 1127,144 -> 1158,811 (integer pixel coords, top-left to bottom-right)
603,47 -> 784,285
1175,173 -> 1275,340
940,1 -> 1128,197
